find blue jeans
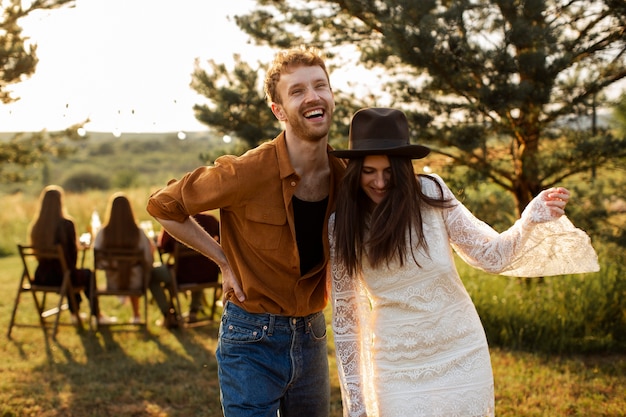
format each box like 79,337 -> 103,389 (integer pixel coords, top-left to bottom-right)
216,302 -> 330,417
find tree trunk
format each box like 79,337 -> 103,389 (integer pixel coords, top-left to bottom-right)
512,124 -> 543,216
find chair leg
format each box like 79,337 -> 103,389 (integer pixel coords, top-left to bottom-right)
52,280 -> 82,339
51,281 -> 68,339
30,289 -> 48,327
7,279 -> 26,339
172,289 -> 184,326
210,286 -> 222,321
89,275 -> 97,331
143,293 -> 149,327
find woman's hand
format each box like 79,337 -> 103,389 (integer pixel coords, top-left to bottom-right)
544,187 -> 570,217
523,187 -> 570,223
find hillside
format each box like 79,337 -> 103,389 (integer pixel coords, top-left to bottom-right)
0,130 -> 244,196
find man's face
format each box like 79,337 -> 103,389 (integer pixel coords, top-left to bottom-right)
271,65 -> 335,143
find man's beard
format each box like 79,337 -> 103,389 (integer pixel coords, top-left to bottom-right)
287,109 -> 332,143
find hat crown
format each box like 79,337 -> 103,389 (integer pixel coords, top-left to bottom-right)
330,107 -> 430,159
349,108 -> 410,150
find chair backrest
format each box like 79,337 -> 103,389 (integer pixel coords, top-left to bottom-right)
18,244 -> 70,287
171,242 -> 219,284
94,248 -> 148,291
167,242 -> 222,325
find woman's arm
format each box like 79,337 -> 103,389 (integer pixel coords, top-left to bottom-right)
329,215 -> 370,417
427,176 -> 599,276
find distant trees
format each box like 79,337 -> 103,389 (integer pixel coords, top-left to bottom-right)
193,0 -> 626,215
0,126 -> 85,183
0,0 -> 82,184
190,55 -> 279,150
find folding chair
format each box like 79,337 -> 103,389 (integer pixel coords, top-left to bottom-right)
91,247 -> 150,331
165,242 -> 222,327
7,244 -> 85,339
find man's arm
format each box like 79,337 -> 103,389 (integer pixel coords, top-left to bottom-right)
155,216 -> 245,302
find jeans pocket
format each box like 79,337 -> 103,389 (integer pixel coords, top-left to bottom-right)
220,317 -> 266,345
307,314 -> 327,342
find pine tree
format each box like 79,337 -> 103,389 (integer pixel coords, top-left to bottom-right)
227,0 -> 626,214
0,0 -> 84,184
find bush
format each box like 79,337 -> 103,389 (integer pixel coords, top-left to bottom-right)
461,246 -> 626,354
112,169 -> 139,189
89,141 -> 115,156
63,171 -> 110,192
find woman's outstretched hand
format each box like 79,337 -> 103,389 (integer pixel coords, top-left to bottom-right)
544,187 -> 570,216
523,187 -> 570,223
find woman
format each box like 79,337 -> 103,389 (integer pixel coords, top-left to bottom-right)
29,185 -> 106,323
329,108 -> 599,417
95,193 -> 178,327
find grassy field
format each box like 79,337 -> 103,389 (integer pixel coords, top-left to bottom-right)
1,255 -> 625,417
1,153 -> 625,415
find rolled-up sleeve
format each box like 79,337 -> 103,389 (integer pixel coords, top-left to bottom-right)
147,176 -> 193,223
147,157 -> 240,223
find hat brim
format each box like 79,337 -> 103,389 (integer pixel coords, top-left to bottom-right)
330,144 -> 430,159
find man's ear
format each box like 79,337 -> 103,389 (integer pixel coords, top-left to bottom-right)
271,102 -> 286,121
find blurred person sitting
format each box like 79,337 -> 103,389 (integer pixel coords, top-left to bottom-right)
158,212 -> 220,323
29,185 -> 111,324
94,193 -> 177,327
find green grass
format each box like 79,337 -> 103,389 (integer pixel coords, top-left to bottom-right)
458,248 -> 626,354
2,152 -> 625,415
1,255 -> 625,416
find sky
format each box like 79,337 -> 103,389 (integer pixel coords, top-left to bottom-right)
1,0 -> 276,133
6,1 -> 621,135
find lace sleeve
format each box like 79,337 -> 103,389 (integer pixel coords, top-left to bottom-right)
329,215 -> 374,417
425,176 -> 600,277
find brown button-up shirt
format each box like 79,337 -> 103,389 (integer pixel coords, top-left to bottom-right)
146,132 -> 345,316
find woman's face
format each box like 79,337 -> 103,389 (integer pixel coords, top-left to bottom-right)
360,155 -> 391,205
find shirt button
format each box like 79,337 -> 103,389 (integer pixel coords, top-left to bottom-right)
292,318 -> 297,325
290,181 -> 296,186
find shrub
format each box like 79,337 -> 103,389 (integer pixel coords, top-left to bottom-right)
63,171 -> 110,192
112,169 -> 139,189
89,141 -> 115,156
461,246 -> 626,354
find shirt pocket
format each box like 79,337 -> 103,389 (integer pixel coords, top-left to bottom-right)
244,204 -> 287,250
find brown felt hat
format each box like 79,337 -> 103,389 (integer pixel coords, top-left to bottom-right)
330,107 -> 430,159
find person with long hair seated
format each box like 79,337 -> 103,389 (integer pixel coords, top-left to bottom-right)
94,193 -> 177,327
29,185 -> 112,324
157,211 -> 220,323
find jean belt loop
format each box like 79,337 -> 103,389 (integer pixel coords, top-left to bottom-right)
304,314 -> 313,334
267,314 -> 275,336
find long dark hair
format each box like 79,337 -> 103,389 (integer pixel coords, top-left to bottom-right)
30,185 -> 71,249
333,156 -> 454,275
102,193 -> 140,249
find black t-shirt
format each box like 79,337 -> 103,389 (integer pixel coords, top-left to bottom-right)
292,195 -> 329,276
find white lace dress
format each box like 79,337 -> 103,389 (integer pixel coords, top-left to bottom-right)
329,175 -> 599,417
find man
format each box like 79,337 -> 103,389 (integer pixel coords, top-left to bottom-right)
146,46 -> 345,417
